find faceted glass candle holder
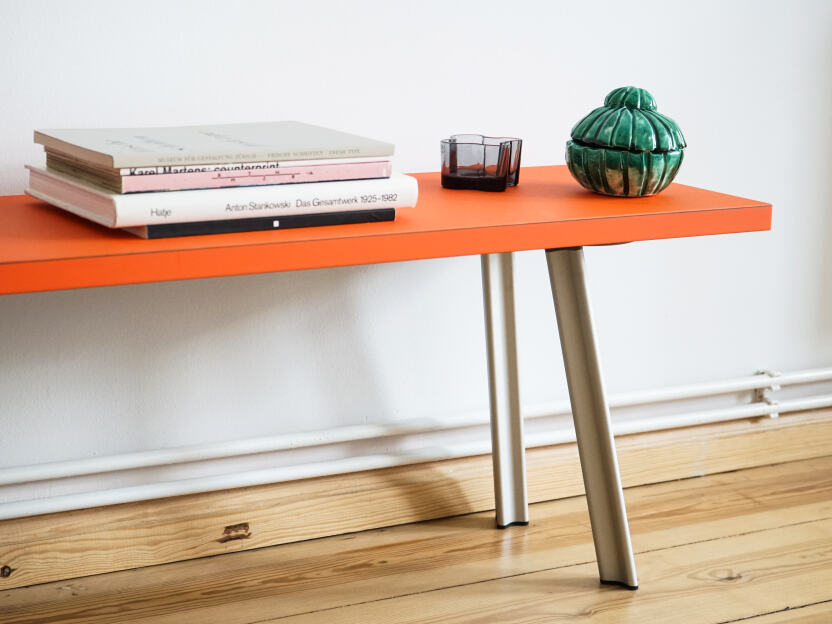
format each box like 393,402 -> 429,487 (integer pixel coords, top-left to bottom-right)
441,134 -> 522,192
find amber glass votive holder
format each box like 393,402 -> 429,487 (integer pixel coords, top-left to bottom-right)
441,134 -> 522,191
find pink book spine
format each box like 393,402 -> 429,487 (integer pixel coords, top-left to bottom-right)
121,161 -> 392,193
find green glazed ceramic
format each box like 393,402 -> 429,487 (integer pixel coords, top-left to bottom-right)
566,87 -> 686,197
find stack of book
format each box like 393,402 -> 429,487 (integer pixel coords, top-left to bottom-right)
25,121 -> 418,238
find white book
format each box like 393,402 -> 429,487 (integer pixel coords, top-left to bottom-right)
25,166 -> 418,228
34,121 -> 395,168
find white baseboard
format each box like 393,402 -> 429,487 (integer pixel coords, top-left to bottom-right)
1,367 -> 831,519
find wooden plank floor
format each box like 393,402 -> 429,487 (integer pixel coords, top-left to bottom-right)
2,456 -> 832,623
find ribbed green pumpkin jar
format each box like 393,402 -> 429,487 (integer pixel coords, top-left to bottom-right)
566,87 -> 686,197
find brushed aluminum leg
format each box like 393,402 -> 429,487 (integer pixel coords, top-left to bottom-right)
545,247 -> 638,589
481,252 -> 529,528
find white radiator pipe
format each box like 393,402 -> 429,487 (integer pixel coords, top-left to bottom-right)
1,367 -> 831,487
1,393 -> 831,520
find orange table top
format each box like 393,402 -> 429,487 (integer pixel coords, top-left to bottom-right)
0,166 -> 771,295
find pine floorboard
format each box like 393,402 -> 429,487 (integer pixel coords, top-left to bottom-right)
2,456 -> 832,623
737,601 -> 832,623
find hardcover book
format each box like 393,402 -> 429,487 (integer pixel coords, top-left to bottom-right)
45,153 -> 393,193
124,208 -> 396,239
34,121 -> 395,168
25,166 -> 418,228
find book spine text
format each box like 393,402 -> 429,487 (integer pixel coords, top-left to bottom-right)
120,161 -> 392,192
114,175 -> 417,227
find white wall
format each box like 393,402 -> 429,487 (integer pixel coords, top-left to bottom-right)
1,1 -> 831,503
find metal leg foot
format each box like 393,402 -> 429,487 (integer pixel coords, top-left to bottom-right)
481,253 -> 529,528
545,247 -> 638,589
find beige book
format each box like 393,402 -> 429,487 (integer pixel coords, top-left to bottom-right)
34,121 -> 395,168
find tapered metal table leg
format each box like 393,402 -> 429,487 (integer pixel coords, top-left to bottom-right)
481,252 -> 529,528
545,247 -> 638,589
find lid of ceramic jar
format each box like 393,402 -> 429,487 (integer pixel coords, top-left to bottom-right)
570,86 -> 686,153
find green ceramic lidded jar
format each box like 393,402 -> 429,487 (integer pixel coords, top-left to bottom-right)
566,87 -> 686,197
